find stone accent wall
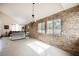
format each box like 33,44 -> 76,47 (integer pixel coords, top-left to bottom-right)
25,5 -> 79,55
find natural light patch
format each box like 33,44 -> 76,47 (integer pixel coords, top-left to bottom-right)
27,41 -> 50,54
34,41 -> 51,49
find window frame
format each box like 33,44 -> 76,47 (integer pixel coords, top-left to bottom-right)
53,18 -> 61,36
38,22 -> 45,34
46,20 -> 54,34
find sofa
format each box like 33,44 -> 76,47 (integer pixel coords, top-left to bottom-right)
10,31 -> 26,40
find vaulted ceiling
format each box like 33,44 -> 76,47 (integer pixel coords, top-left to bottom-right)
0,3 -> 79,25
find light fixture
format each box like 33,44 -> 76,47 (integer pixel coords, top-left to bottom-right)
32,3 -> 35,18
32,3 -> 37,22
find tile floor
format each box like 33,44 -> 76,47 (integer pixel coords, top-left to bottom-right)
0,37 -> 72,56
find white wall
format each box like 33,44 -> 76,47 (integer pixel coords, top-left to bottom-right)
0,12 -> 25,36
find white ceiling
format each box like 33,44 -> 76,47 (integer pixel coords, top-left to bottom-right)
0,3 -> 79,25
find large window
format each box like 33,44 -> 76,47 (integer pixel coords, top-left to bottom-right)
47,20 -> 53,34
38,22 -> 45,33
11,24 -> 22,31
37,18 -> 61,35
54,18 -> 61,35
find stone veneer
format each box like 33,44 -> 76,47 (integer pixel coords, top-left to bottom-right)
25,5 -> 79,55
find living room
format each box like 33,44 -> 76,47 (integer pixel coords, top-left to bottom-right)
0,3 -> 79,56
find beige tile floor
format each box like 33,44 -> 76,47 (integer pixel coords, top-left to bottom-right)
0,37 -> 72,56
